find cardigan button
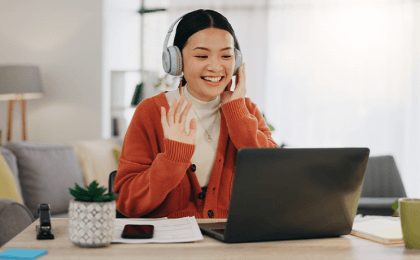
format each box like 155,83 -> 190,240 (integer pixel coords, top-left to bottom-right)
191,164 -> 196,172
198,192 -> 205,199
208,210 -> 214,218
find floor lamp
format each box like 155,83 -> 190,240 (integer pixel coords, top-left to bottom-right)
0,66 -> 44,142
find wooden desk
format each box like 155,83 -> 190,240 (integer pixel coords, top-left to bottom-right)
2,218 -> 420,259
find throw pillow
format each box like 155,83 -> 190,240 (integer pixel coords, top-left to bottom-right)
3,142 -> 85,219
0,154 -> 23,203
71,139 -> 120,190
0,147 -> 24,203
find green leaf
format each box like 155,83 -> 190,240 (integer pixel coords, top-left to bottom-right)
87,187 -> 106,197
75,183 -> 87,193
100,193 -> 118,202
87,181 -> 99,191
113,148 -> 121,164
93,195 -> 103,202
109,193 -> 118,200
72,191 -> 93,201
98,187 -> 107,195
69,188 -> 79,198
70,188 -> 88,199
80,195 -> 94,202
101,194 -> 112,202
392,200 -> 399,210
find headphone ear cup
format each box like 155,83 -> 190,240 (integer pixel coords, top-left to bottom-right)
233,49 -> 242,76
174,46 -> 183,76
167,46 -> 183,76
162,49 -> 171,73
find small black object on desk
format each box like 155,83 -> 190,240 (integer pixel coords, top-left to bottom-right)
36,203 -> 54,240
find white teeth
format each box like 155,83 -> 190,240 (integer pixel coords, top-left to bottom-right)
203,76 -> 222,82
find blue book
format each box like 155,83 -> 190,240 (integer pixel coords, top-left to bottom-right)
0,248 -> 48,259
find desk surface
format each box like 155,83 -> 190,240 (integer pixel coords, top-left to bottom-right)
2,218 -> 420,260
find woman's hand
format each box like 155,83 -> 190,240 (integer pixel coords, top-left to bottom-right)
161,95 -> 197,145
220,63 -> 246,105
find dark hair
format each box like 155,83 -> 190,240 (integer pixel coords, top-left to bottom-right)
173,9 -> 240,87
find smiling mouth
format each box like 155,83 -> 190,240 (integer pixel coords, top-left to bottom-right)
201,76 -> 223,82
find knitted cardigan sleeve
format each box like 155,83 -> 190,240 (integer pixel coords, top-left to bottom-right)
221,97 -> 279,149
113,97 -> 195,217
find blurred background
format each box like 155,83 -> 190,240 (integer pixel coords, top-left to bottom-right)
0,0 -> 419,196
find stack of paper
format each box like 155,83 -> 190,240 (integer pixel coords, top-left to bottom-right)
351,218 -> 403,245
112,216 -> 204,244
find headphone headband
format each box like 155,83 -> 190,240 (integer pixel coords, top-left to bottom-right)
162,15 -> 184,53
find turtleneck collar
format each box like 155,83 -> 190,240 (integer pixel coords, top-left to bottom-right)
182,83 -> 221,110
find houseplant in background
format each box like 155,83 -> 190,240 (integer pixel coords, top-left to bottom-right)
154,74 -> 180,94
68,181 -> 118,248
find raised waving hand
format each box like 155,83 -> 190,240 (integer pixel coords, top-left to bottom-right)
161,95 -> 197,145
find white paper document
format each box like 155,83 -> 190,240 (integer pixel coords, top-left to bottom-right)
111,217 -> 204,243
352,218 -> 402,240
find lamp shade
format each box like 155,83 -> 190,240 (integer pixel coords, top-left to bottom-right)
0,65 -> 44,101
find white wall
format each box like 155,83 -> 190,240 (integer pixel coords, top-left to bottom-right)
102,0 -> 141,139
266,0 -> 420,196
0,0 -> 103,144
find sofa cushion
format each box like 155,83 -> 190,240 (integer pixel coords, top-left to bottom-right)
71,139 -> 120,189
0,153 -> 23,203
111,136 -> 123,148
3,142 -> 85,219
0,198 -> 34,247
0,147 -> 24,203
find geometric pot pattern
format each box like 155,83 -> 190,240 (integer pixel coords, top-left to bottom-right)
68,199 -> 116,248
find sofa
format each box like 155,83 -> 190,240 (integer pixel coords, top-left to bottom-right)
0,138 -> 122,247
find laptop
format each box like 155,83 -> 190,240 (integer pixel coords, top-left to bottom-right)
199,147 -> 370,243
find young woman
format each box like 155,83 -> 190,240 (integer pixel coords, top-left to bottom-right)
114,9 -> 278,218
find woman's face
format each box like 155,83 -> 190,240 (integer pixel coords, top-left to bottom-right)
182,27 -> 235,102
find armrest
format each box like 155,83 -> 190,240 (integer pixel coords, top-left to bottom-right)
0,198 -> 35,247
357,197 -> 400,216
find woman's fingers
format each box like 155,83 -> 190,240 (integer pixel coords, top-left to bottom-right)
226,79 -> 232,92
241,63 -> 246,84
174,95 -> 185,123
180,100 -> 192,125
167,98 -> 177,126
161,97 -> 196,144
161,106 -> 166,121
188,118 -> 197,137
234,63 -> 246,97
235,62 -> 245,87
161,106 -> 168,138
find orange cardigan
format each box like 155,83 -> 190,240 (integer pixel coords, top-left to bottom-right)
114,92 -> 278,218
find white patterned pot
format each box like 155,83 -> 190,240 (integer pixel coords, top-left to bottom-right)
68,199 -> 116,248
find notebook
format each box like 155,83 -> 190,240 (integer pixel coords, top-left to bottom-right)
199,147 -> 370,243
351,218 -> 403,245
0,248 -> 47,259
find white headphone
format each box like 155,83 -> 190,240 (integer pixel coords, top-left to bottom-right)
162,15 -> 243,76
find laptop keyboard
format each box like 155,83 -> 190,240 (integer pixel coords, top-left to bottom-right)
211,228 -> 225,234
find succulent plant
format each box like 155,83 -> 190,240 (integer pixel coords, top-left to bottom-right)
69,181 -> 118,202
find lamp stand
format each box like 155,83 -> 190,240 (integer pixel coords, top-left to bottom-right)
7,99 -> 27,142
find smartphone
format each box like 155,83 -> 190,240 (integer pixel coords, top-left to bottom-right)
121,224 -> 154,239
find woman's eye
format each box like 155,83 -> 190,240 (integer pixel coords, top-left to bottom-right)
195,56 -> 207,58
223,55 -> 232,58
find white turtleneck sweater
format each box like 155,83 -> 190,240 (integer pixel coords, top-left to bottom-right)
165,84 -> 221,187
